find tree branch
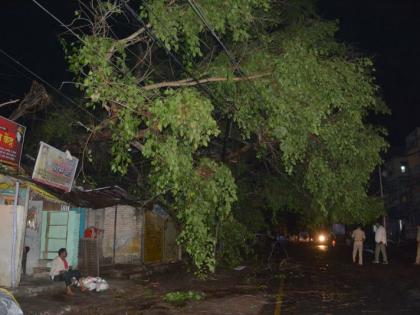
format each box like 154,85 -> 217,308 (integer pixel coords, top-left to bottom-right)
120,25 -> 150,46
0,99 -> 20,108
106,25 -> 150,59
142,72 -> 271,90
9,81 -> 51,121
227,143 -> 255,163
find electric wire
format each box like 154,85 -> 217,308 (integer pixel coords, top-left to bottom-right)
31,0 -> 160,116
0,48 -> 100,123
122,2 -> 226,110
187,0 -> 269,118
187,0 -> 243,73
31,0 -> 84,42
32,0 -> 235,114
122,2 -> 243,162
0,55 -> 35,83
32,0 -> 239,153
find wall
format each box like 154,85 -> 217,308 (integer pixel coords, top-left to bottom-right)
0,205 -> 27,287
24,200 -> 43,275
86,205 -> 144,264
86,205 -> 180,265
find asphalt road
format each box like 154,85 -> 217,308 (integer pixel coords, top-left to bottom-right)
17,242 -> 420,315
269,242 -> 420,315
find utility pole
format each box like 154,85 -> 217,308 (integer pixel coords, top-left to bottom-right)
378,165 -> 386,228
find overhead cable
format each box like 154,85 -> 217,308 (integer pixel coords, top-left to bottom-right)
122,1 -> 227,108
187,0 -> 269,118
0,48 -> 100,122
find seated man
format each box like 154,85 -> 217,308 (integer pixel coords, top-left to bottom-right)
49,248 -> 85,295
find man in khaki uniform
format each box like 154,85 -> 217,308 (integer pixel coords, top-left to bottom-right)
352,226 -> 366,265
415,224 -> 420,265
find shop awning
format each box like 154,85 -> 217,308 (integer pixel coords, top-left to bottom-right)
62,186 -> 139,209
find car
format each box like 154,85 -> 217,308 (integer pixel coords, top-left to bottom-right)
298,231 -> 311,242
313,231 -> 336,247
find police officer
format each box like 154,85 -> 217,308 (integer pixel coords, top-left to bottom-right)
352,225 -> 366,265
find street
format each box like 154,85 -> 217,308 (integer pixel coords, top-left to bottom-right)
18,242 -> 420,314
265,243 -> 420,314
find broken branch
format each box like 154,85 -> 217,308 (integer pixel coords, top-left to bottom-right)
106,25 -> 150,59
142,72 -> 271,90
0,99 -> 20,108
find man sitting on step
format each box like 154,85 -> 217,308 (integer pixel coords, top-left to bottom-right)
49,248 -> 85,295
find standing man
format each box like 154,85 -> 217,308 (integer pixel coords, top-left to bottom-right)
415,224 -> 420,265
373,222 -> 388,264
352,225 -> 366,265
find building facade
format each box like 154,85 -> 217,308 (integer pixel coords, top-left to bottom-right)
383,128 -> 420,239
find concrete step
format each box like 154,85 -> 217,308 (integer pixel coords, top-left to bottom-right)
37,259 -> 51,267
13,278 -> 63,298
100,264 -> 149,280
32,272 -> 50,279
128,271 -> 149,280
32,267 -> 50,279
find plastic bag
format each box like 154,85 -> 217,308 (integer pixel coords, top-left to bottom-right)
0,288 -> 23,315
81,277 -> 97,291
80,277 -> 109,292
95,278 -> 109,292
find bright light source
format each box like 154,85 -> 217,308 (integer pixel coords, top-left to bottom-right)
401,165 -> 406,173
317,245 -> 328,252
318,234 -> 326,243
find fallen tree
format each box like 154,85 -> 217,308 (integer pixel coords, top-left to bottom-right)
53,0 -> 388,274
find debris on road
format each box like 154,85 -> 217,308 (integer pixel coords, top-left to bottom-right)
80,277 -> 109,292
234,266 -> 246,271
164,290 -> 204,305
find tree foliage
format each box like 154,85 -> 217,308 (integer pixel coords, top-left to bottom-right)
62,0 -> 388,274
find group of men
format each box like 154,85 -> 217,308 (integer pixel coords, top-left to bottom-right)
351,222 -> 420,266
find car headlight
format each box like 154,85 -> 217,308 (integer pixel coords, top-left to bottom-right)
318,234 -> 326,243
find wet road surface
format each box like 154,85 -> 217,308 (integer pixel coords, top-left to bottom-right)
268,243 -> 420,314
18,242 -> 420,314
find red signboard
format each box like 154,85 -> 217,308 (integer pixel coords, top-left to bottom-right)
0,116 -> 26,168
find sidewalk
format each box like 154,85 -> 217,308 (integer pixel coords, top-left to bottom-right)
16,265 -> 274,315
11,276 -> 63,298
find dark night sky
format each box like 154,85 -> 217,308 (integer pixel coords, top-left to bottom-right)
0,0 -> 419,146
0,1 -> 77,99
319,0 -> 420,146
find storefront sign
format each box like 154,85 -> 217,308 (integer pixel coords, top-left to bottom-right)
32,142 -> 79,192
0,116 -> 26,168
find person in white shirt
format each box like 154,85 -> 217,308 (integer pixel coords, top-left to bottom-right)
373,222 -> 388,264
415,224 -> 420,265
49,248 -> 85,295
352,226 -> 366,265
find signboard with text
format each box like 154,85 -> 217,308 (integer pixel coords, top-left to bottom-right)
0,116 -> 26,168
32,142 -> 79,192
